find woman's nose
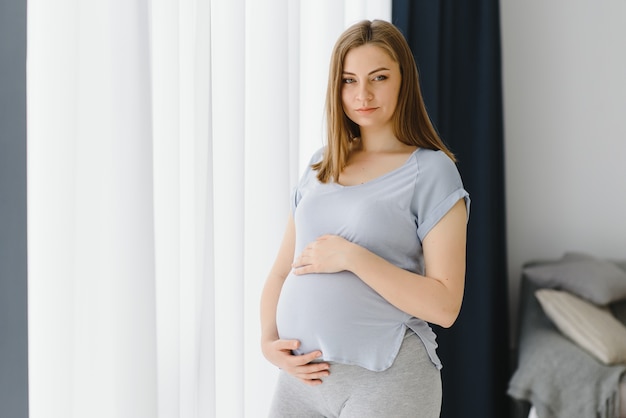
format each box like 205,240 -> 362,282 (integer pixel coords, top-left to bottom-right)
356,84 -> 372,102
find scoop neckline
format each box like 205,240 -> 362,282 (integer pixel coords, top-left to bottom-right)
332,148 -> 421,189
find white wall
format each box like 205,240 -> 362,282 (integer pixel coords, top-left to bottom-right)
501,1 -> 626,339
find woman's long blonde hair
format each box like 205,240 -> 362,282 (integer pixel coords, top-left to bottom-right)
313,19 -> 455,183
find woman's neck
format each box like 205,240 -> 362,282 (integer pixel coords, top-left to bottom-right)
356,126 -> 405,153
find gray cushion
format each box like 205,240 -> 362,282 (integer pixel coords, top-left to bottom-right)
523,253 -> 626,305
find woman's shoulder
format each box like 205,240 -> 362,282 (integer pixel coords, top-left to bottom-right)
413,148 -> 458,173
296,147 -> 325,184
414,147 -> 452,161
309,146 -> 325,164
409,148 -> 465,197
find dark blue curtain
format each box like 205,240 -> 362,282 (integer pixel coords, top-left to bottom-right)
392,1 -> 509,417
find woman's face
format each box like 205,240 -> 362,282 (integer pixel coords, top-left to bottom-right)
341,44 -> 401,131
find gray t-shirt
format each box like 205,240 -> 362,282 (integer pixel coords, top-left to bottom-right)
276,147 -> 470,371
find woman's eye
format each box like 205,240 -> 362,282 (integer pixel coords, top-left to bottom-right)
343,78 -> 356,84
373,75 -> 387,81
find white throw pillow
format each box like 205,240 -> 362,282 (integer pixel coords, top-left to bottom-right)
535,288 -> 626,365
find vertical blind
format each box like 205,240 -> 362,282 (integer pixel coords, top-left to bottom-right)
27,1 -> 390,417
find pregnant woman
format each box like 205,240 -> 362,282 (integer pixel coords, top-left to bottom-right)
260,19 -> 470,418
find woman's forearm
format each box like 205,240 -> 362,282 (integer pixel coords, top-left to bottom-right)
260,272 -> 284,342
345,199 -> 467,327
346,245 -> 463,327
260,213 -> 297,342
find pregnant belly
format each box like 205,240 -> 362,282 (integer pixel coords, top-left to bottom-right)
276,270 -> 410,357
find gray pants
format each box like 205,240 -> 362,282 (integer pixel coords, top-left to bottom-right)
268,331 -> 442,418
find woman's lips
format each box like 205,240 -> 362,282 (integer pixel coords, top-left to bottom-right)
355,107 -> 377,115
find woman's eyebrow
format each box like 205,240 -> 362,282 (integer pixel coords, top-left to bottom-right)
342,67 -> 391,76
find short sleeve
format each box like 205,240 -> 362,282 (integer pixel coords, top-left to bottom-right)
412,149 -> 470,241
291,147 -> 325,214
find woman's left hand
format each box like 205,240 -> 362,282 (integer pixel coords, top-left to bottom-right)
292,235 -> 354,275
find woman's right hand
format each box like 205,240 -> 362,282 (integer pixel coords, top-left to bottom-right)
262,338 -> 330,386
